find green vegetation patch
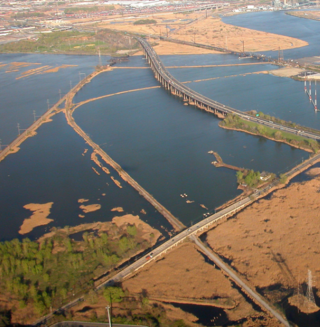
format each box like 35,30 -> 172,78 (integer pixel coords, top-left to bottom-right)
134,19 -> 157,25
236,170 -> 261,188
83,285 -> 191,327
0,29 -> 139,55
221,114 -> 319,153
11,12 -> 45,19
0,223 -> 152,317
64,6 -> 115,14
248,110 -> 320,136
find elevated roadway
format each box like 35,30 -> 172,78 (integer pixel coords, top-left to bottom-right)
136,37 -> 320,142
39,149 -> 320,326
34,37 -> 320,327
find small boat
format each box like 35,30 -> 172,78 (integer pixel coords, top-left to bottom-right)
180,194 -> 184,198
184,193 -> 188,197
239,56 -> 253,60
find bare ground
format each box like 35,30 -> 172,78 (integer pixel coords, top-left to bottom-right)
205,173 -> 320,300
103,13 -> 308,55
123,242 -> 259,323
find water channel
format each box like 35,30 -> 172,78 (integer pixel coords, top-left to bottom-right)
1,10 -> 320,326
0,11 -> 319,241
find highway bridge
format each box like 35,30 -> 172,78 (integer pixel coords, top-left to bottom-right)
136,36 -> 320,142
33,37 -> 320,327
38,146 -> 320,326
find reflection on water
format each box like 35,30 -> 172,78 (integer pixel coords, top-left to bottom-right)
73,63 -> 308,226
0,113 -> 172,241
0,53 -> 108,145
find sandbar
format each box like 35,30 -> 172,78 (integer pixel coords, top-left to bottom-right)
80,204 -> 101,213
78,198 -> 89,203
111,207 -> 124,212
269,67 -> 304,77
19,202 -> 54,235
112,214 -> 161,242
111,176 -> 122,188
306,167 -> 320,176
92,167 -> 100,175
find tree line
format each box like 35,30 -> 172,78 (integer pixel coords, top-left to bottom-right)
0,223 -> 150,318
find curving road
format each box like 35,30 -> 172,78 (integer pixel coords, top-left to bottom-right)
136,37 -> 320,142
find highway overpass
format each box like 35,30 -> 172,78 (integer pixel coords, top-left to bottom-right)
136,36 -> 320,142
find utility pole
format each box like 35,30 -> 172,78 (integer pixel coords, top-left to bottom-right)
98,48 -> 102,66
33,110 -> 36,122
47,99 -> 50,110
315,80 -> 317,111
17,123 -> 20,135
106,306 -> 112,327
79,72 -> 86,82
306,269 -> 315,305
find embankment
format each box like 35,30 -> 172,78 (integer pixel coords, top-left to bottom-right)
64,82 -> 185,232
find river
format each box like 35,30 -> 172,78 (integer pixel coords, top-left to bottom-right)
1,11 -> 320,326
223,10 -> 320,59
0,53 -> 105,145
73,56 -> 308,227
0,112 -> 172,241
0,11 -> 319,239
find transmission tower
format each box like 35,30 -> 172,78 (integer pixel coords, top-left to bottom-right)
98,48 -> 102,66
278,47 -> 283,62
306,269 -> 315,304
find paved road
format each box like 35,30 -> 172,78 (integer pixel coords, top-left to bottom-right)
34,149 -> 320,326
32,38 -> 320,326
65,107 -> 185,232
192,236 -> 291,327
137,37 -> 320,141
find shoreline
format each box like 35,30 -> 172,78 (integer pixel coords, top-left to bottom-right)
0,108 -> 59,163
286,11 -> 320,22
219,123 -> 314,154
64,110 -> 184,232
63,71 -> 185,232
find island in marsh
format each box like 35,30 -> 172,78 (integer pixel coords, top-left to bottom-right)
19,202 -> 54,235
220,113 -> 319,153
1,214 -> 162,325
